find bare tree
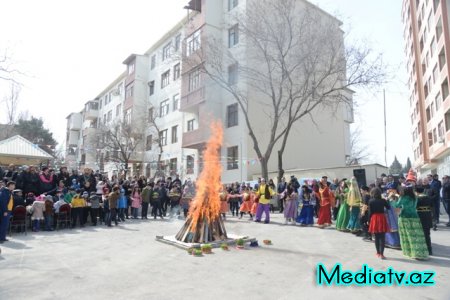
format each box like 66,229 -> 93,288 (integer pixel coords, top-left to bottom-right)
95,120 -> 144,178
147,107 -> 166,179
346,127 -> 372,166
189,0 -> 384,181
1,83 -> 21,138
0,49 -> 24,84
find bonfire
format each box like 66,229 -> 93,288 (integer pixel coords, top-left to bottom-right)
175,122 -> 228,243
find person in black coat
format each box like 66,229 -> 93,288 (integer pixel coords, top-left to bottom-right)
415,186 -> 433,255
23,166 -> 40,196
79,168 -> 96,194
57,167 -> 71,188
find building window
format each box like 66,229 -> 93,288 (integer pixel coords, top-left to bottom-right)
175,34 -> 181,51
186,155 -> 194,174
431,37 -> 436,57
99,99 -> 102,109
433,64 -> 438,84
439,47 -> 446,70
163,42 -> 172,61
433,128 -> 438,144
146,135 -> 152,151
187,119 -> 195,131
170,158 -> 178,173
227,146 -> 239,170
228,63 -> 238,85
436,17 -> 443,40
128,63 -> 135,75
116,104 -> 122,117
227,103 -> 238,127
148,108 -> 154,122
228,0 -> 238,10
173,94 -> 180,111
171,125 -> 178,144
228,24 -> 239,47
151,55 -> 156,70
107,110 -> 112,122
125,83 -> 134,98
161,70 -> 170,88
186,29 -> 201,56
438,121 -> 445,139
159,129 -> 168,146
160,99 -> 169,117
435,92 -> 442,111
188,68 -> 201,91
173,63 -> 181,80
426,106 -> 431,122
428,131 -> 434,146
149,80 -> 155,96
442,78 -> 449,100
124,108 -> 132,124
419,142 -> 423,155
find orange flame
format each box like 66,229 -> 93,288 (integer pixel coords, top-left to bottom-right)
187,121 -> 223,232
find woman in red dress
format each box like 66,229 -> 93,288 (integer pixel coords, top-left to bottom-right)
368,187 -> 390,259
317,176 -> 334,228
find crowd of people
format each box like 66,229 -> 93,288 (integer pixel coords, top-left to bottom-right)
0,164 -> 449,262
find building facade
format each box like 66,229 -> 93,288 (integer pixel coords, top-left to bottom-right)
65,0 -> 353,182
402,0 -> 450,176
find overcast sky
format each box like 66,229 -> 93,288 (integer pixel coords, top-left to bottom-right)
0,0 -> 410,167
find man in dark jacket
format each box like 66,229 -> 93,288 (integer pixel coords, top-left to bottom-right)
57,167 -> 71,187
22,166 -> 40,195
0,181 -> 16,243
79,168 -> 96,194
442,175 -> 450,227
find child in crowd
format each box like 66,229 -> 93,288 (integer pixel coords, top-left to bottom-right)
30,195 -> 45,232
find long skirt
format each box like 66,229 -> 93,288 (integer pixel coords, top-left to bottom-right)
284,199 -> 298,219
398,216 -> 429,259
369,213 -> 390,233
317,203 -> 331,225
385,207 -> 401,249
240,200 -> 253,213
346,206 -> 361,231
335,201 -> 350,231
296,204 -> 314,225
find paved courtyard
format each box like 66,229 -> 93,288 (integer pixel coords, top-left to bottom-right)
1,213 -> 449,300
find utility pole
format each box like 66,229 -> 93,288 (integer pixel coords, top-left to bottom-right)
384,89 -> 387,167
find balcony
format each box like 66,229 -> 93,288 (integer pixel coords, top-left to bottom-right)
83,127 -> 98,138
180,87 -> 205,112
182,127 -> 209,149
67,130 -> 80,146
84,109 -> 98,121
68,113 -> 82,130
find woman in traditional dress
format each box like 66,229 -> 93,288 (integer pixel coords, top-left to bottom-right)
368,187 -> 390,259
250,186 -> 258,217
283,184 -> 298,225
239,186 -> 253,220
346,177 -> 362,233
384,185 -> 401,249
415,185 -> 433,255
393,171 -> 429,260
317,176 -> 334,228
335,180 -> 350,231
296,185 -> 315,226
219,184 -> 229,219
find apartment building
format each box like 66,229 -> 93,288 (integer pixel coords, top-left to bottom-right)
143,19 -> 198,179
180,0 -> 353,183
66,0 -> 353,181
402,0 -> 450,176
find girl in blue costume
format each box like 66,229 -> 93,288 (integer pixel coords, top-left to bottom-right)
346,177 -> 362,233
384,184 -> 401,249
296,185 -> 315,226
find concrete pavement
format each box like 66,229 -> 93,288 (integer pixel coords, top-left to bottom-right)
0,213 -> 449,300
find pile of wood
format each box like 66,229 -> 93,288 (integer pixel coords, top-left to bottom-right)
176,216 -> 228,243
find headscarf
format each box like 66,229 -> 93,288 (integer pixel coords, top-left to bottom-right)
347,177 -> 362,207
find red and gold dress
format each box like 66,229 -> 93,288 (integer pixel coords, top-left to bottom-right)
219,190 -> 229,214
317,185 -> 334,226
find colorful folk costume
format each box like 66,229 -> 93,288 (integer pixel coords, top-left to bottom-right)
239,189 -> 253,219
250,190 -> 258,216
393,171 -> 429,260
384,189 -> 401,249
296,186 -> 315,226
368,191 -> 390,259
317,178 -> 334,228
346,178 -> 362,232
415,187 -> 433,255
255,180 -> 275,224
335,186 -> 350,231
283,188 -> 298,224
219,186 -> 229,219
